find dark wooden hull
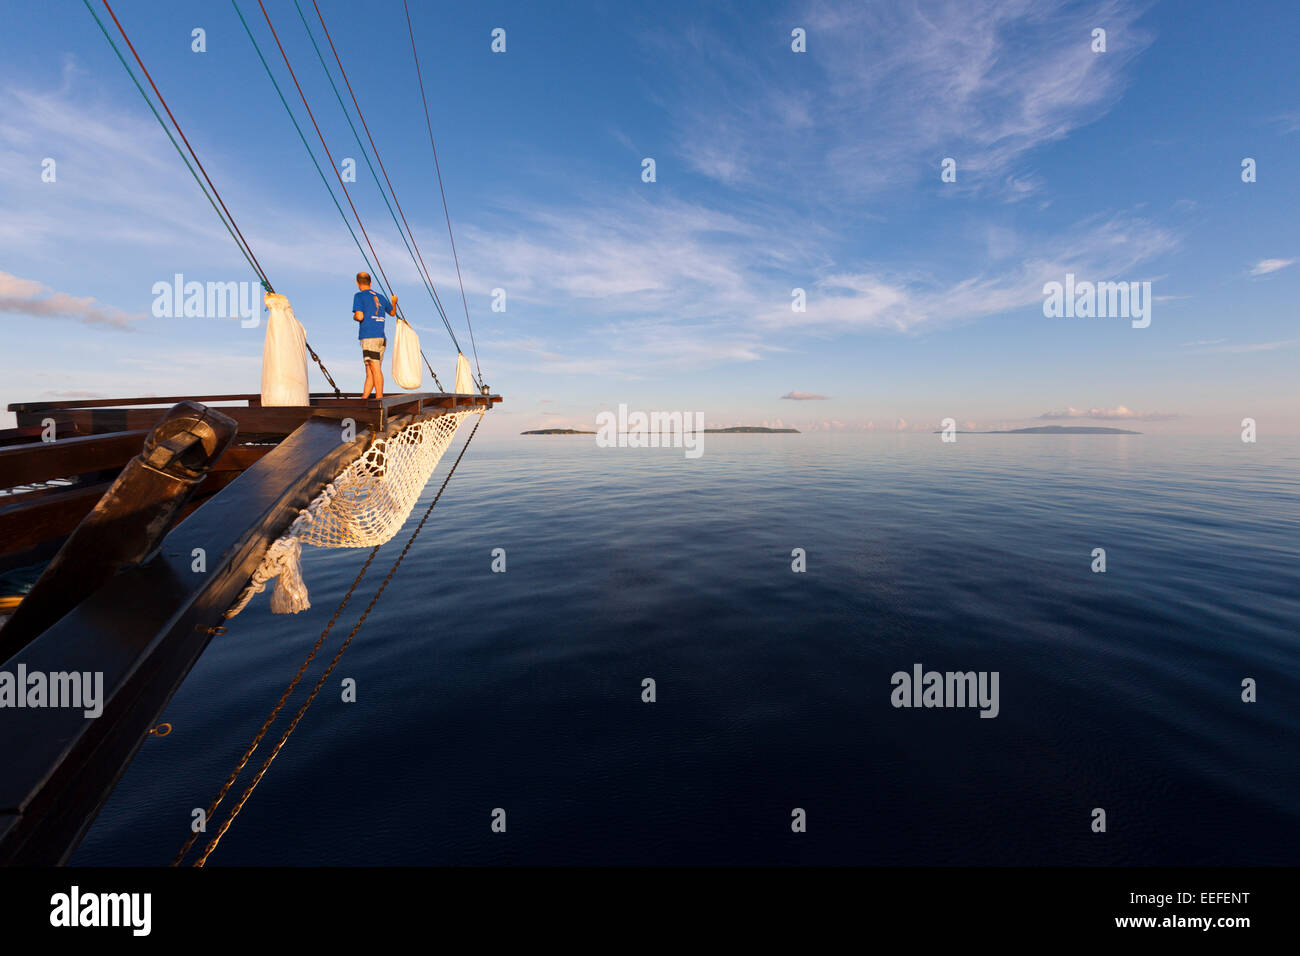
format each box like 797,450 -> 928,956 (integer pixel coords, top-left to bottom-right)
0,391 -> 499,864
0,392 -> 499,575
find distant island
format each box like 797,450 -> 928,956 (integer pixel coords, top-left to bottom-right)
934,425 -> 1141,435
523,426 -> 800,435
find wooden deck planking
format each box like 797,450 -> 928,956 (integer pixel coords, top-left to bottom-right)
0,482 -> 116,557
13,394 -> 500,438
0,431 -> 148,490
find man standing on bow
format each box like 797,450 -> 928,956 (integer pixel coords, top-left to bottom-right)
352,271 -> 396,400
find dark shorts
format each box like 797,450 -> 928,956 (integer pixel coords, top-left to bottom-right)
361,337 -> 386,364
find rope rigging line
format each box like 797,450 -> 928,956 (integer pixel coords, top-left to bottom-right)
230,1 -> 382,303
289,0 -> 453,389
304,338 -> 345,398
89,0 -> 343,397
182,411 -> 485,867
292,5 -> 439,318
302,0 -> 463,355
239,0 -> 465,387
256,0 -> 462,379
171,537 -> 383,867
101,0 -> 270,292
85,0 -> 254,280
250,0 -> 395,296
404,0 -> 484,387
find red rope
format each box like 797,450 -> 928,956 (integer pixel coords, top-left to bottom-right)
307,0 -> 450,327
403,0 -> 481,382
255,0 -> 394,298
101,0 -> 272,291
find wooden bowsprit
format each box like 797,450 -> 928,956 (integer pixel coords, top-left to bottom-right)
0,392 -> 498,865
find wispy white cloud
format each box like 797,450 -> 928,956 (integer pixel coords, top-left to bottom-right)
0,66 -> 439,293
457,199 -> 1178,377
655,0 -> 1153,202
0,81 -> 226,255
1040,405 -> 1178,421
1266,112 -> 1300,135
1250,258 -> 1295,276
0,270 -> 141,330
781,391 -> 828,400
0,31 -> 1183,394
1201,339 -> 1300,354
752,213 -> 1178,333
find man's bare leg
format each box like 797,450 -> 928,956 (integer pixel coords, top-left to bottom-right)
372,362 -> 384,400
361,362 -> 375,400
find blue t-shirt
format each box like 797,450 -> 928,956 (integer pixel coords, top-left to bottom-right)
353,290 -> 391,340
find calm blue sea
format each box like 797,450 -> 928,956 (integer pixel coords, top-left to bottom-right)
73,430 -> 1300,865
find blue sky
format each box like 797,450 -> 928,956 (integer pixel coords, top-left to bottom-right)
1,0 -> 1297,434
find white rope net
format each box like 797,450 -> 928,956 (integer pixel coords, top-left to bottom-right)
227,408 -> 477,617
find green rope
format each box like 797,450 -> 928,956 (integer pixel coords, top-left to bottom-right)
236,0 -> 456,392
290,1 -> 453,389
87,0 -> 346,396
82,0 -> 269,290
231,0 -> 381,291
291,0 -> 455,339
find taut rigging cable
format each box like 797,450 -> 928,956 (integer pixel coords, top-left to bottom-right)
82,0 -> 497,868
101,0 -> 269,290
90,0 -> 344,397
289,0 -> 458,388
294,1 -> 451,345
235,0 -> 469,383
404,0 -> 484,387
303,0 -> 461,354
250,0 -> 396,305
